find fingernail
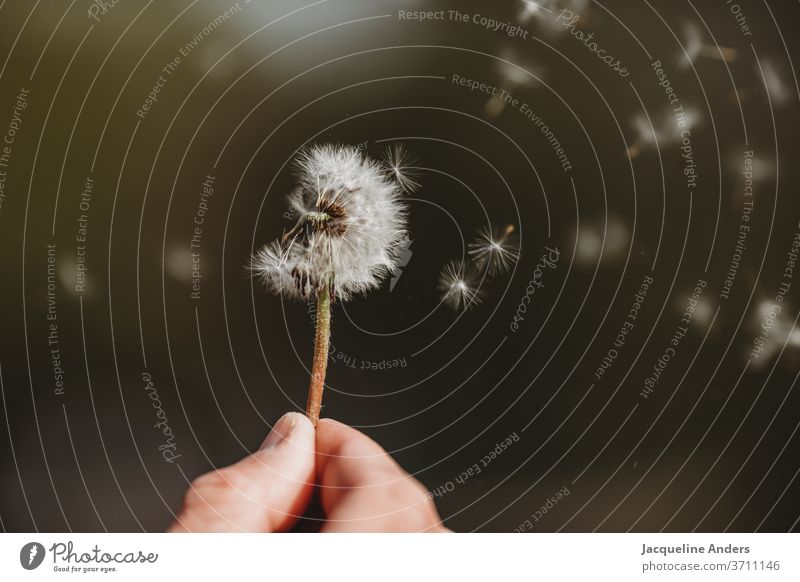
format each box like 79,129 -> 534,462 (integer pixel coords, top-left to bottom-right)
260,413 -> 299,450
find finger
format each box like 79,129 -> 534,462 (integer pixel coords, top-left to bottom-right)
315,418 -> 448,532
169,412 -> 315,532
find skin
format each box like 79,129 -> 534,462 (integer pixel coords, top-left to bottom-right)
168,414 -> 449,533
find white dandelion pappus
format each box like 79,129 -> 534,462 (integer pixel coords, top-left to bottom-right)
250,144 -> 410,302
383,143 -> 421,194
438,260 -> 485,311
468,224 -> 520,275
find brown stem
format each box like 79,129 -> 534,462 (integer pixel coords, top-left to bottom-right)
306,285 -> 331,426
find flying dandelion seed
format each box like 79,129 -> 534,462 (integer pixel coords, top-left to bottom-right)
468,224 -> 521,275
249,144 -> 411,424
761,59 -> 790,106
681,22 -> 703,66
518,0 -> 554,24
628,109 -> 700,158
518,0 -> 591,28
789,328 -> 800,348
680,22 -> 737,68
484,47 -> 545,119
438,260 -> 485,311
496,47 -> 538,87
383,143 -> 421,194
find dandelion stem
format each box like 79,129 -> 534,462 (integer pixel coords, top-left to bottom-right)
306,285 -> 331,426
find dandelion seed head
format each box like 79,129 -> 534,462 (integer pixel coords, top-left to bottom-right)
250,144 -> 409,302
438,260 -> 484,311
468,224 -> 520,275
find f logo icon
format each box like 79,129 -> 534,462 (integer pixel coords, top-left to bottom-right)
389,240 -> 413,292
19,542 -> 45,570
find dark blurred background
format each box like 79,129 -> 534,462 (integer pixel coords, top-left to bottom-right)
0,0 -> 799,532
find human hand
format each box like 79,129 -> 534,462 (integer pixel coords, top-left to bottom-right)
168,412 -> 448,532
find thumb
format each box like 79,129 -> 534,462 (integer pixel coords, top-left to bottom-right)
168,412 -> 315,532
